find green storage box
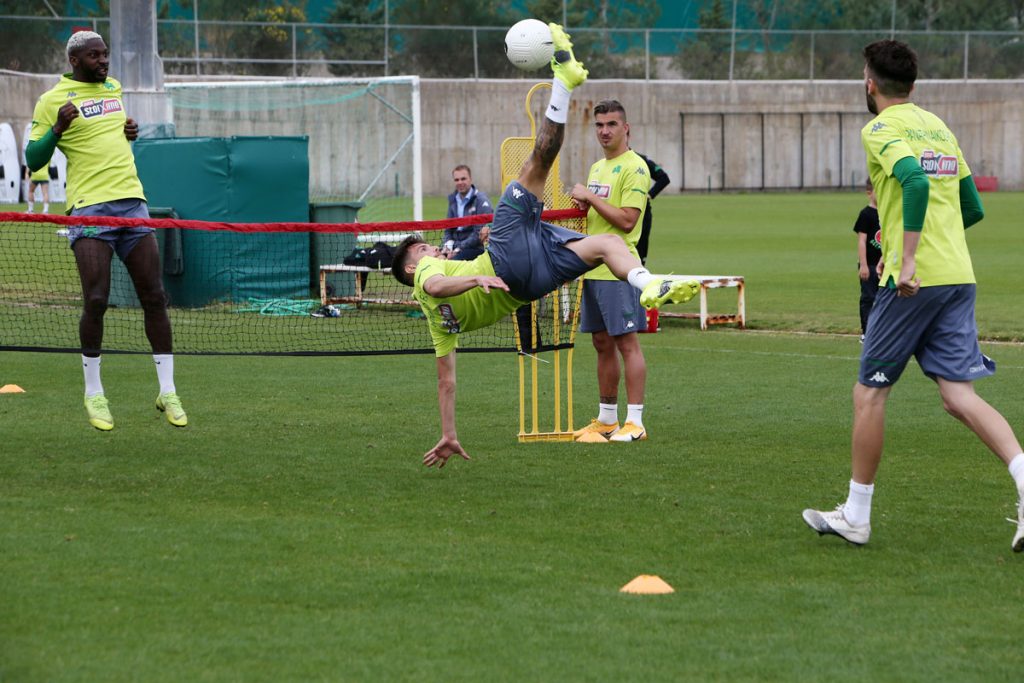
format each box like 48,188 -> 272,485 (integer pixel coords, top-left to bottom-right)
309,201 -> 363,297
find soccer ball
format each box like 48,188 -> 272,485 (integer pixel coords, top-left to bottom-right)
504,19 -> 554,71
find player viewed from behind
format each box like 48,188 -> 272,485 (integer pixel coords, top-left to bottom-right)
802,40 -> 1024,551
25,31 -> 187,431
25,164 -> 50,214
391,24 -> 699,468
853,178 -> 882,341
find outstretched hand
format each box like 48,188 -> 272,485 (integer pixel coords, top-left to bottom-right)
423,435 -> 470,468
474,275 -> 509,294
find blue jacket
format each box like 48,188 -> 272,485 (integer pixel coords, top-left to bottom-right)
444,185 -> 492,261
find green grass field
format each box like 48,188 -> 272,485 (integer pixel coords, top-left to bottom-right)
2,192 -> 1024,681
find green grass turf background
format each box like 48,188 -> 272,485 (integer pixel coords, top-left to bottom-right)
2,192 -> 1023,681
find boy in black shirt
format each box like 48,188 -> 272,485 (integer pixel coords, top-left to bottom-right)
853,179 -> 882,340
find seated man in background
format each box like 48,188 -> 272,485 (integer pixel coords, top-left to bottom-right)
442,164 -> 491,261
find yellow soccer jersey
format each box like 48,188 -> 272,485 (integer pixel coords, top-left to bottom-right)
30,75 -> 145,212
413,254 -> 526,357
29,165 -> 49,183
861,102 -> 974,286
583,149 -> 650,280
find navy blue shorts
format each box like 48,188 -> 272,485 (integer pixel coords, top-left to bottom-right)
68,198 -> 153,262
859,284 -> 995,387
487,181 -> 589,302
579,279 -> 646,335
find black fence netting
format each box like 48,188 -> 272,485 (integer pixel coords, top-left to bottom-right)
0,210 -> 584,356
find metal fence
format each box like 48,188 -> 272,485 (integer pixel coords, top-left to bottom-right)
3,15 -> 1023,80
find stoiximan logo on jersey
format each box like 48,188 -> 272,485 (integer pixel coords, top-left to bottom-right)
438,304 -> 460,334
79,98 -> 123,119
919,149 -> 958,176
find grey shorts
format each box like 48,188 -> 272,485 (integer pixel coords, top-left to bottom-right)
859,284 -> 995,387
68,198 -> 153,262
579,279 -> 647,336
487,181 -> 589,302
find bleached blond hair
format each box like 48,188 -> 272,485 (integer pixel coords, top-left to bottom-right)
67,31 -> 104,56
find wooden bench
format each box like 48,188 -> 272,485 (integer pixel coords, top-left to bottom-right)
319,263 -> 415,307
657,275 -> 746,330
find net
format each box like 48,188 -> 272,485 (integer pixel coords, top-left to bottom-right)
0,209 -> 583,357
166,77 -> 422,222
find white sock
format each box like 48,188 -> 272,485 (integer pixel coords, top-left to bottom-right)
598,402 -> 618,425
42,203 -> 49,213
82,355 -> 103,397
154,354 -> 176,395
626,404 -> 644,427
627,267 -> 656,291
844,479 -> 875,527
1008,453 -> 1024,492
27,201 -> 34,213
546,78 -> 571,124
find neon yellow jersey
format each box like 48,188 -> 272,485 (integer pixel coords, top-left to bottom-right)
29,166 -> 49,183
861,103 -> 973,286
30,75 -> 145,212
583,149 -> 649,280
413,254 -> 527,357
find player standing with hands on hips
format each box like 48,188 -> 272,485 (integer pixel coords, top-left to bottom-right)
26,31 -> 187,431
802,40 -> 1024,551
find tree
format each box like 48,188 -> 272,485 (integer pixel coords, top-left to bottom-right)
231,3 -> 312,76
0,1 -> 73,72
323,0 -> 387,77
389,0 -> 514,77
526,0 -> 662,79
674,0 -> 732,79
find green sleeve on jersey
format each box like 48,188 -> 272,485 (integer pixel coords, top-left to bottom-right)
893,156 -> 929,233
25,128 -> 59,172
959,176 -> 984,229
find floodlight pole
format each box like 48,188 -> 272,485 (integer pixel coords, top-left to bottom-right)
109,0 -> 174,138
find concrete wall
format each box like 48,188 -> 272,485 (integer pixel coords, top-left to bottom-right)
4,72 -> 1022,203
420,78 -> 1024,197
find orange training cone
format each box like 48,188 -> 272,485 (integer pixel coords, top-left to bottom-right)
0,384 -> 26,393
620,575 -> 674,594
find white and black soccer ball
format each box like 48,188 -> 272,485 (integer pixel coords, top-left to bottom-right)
504,19 -> 554,71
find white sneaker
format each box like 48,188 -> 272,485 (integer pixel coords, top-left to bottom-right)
802,504 -> 870,545
1008,495 -> 1024,553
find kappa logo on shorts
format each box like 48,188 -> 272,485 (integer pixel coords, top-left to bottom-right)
869,371 -> 890,384
79,98 -> 123,119
438,303 -> 460,334
919,149 -> 958,177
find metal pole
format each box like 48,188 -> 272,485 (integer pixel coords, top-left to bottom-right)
384,0 -> 390,76
473,27 -> 479,79
963,33 -> 969,80
291,23 -> 297,77
563,0 -> 567,27
645,29 -> 650,81
193,0 -> 200,75
680,113 -> 686,190
809,31 -> 815,80
838,112 -> 843,188
720,112 -> 726,190
890,0 -> 896,38
729,0 -> 738,81
760,112 -> 765,190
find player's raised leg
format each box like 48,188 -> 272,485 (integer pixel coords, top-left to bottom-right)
516,23 -> 587,199
564,233 -> 700,310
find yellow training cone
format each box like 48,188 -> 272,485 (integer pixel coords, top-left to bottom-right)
620,575 -> 674,595
0,384 -> 25,394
